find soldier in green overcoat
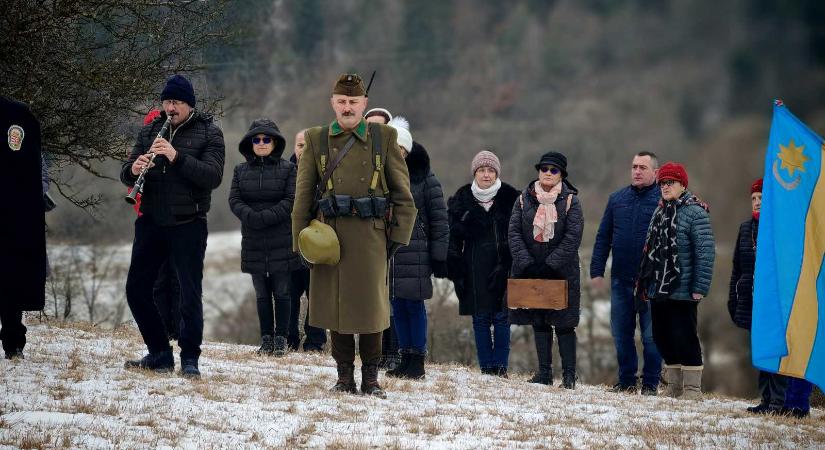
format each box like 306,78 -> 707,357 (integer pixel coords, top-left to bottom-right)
292,74 -> 416,397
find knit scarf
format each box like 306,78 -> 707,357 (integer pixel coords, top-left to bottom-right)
532,181 -> 562,242
472,178 -> 501,212
635,191 -> 708,302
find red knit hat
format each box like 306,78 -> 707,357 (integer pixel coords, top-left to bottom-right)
657,162 -> 688,187
751,178 -> 763,194
143,109 -> 161,126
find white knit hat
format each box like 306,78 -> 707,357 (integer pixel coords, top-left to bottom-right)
365,107 -> 393,123
388,116 -> 412,151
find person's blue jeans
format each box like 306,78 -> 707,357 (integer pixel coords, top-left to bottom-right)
391,298 -> 427,353
471,311 -> 510,369
785,377 -> 814,412
611,278 -> 662,386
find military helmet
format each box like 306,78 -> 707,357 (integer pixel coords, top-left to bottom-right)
298,219 -> 341,265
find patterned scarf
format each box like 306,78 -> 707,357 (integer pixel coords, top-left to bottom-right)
532,181 -> 562,242
635,191 -> 709,301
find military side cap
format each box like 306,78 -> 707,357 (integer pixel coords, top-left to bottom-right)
299,219 -> 341,265
333,73 -> 366,96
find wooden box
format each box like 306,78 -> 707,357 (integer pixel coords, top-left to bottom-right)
507,279 -> 568,310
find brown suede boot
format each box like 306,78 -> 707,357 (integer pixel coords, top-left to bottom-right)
331,363 -> 357,394
360,364 -> 387,399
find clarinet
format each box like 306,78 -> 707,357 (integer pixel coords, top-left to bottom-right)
125,116 -> 172,205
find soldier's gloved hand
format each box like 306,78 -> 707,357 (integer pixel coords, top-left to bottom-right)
387,241 -> 403,260
431,260 -> 448,278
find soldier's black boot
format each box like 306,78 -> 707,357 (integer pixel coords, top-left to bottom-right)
529,330 -> 553,385
124,349 -> 174,373
361,363 -> 387,399
331,363 -> 357,394
558,329 -> 577,390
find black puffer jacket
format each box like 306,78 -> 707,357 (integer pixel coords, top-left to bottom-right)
729,218 -> 757,330
447,181 -> 519,315
508,180 -> 583,329
121,110 -> 225,226
390,142 -> 449,300
229,119 -> 299,274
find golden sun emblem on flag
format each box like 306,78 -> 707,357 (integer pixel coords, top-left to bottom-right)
773,139 -> 809,190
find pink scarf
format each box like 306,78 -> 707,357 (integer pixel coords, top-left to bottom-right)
533,181 -> 562,242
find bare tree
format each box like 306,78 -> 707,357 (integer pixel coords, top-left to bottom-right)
0,0 -> 231,209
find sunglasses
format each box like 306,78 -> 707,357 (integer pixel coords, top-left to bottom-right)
252,137 -> 272,145
659,179 -> 677,187
539,166 -> 560,175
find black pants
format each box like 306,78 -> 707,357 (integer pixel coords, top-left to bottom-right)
252,272 -> 291,338
331,331 -> 382,365
125,215 -> 207,361
651,299 -> 702,366
381,322 -> 399,358
152,259 -> 181,339
0,305 -> 25,354
758,370 -> 788,408
288,268 -> 327,350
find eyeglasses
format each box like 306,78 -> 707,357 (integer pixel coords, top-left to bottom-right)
540,166 -> 560,175
252,137 -> 272,145
659,179 -> 677,187
161,99 -> 186,107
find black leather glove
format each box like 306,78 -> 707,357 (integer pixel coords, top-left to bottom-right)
431,260 -> 448,278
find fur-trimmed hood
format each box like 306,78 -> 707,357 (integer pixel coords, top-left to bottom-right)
406,141 -> 431,183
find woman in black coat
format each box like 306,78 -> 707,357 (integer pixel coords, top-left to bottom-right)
386,126 -> 450,379
229,118 -> 299,356
447,150 -> 519,376
729,178 -> 788,414
509,151 -> 583,389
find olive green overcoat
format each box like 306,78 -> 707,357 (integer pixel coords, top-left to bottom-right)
292,119 -> 416,333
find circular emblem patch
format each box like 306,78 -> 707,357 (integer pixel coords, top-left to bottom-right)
7,125 -> 24,151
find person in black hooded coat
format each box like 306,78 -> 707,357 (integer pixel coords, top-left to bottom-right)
386,139 -> 449,379
0,97 -> 47,360
509,151 -> 584,389
447,150 -> 519,376
229,118 -> 299,356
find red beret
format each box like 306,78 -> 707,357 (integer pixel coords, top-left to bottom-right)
657,162 -> 688,188
751,178 -> 763,194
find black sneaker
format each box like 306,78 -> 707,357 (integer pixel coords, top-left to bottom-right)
494,367 -> 509,378
124,350 -> 174,373
641,384 -> 658,396
780,407 -> 810,419
272,336 -> 288,357
256,335 -> 274,356
4,348 -> 24,360
528,373 -> 553,385
747,403 -> 771,414
181,359 -> 201,379
610,383 -> 638,394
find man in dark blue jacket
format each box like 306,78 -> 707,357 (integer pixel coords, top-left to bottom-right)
591,152 -> 662,395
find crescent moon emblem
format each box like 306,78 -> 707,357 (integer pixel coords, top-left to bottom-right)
773,160 -> 801,190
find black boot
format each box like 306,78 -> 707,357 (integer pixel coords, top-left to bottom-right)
361,364 -> 387,398
529,330 -> 553,385
272,336 -> 288,357
180,359 -> 201,379
386,351 -> 410,378
402,352 -> 426,380
558,329 -> 577,390
257,335 -> 275,356
124,349 -> 174,373
331,363 -> 358,394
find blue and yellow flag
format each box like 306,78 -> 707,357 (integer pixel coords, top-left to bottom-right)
752,101 -> 825,391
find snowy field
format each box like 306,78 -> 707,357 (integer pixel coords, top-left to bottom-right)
1,322 -> 823,449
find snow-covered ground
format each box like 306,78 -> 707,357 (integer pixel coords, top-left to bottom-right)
1,322 -> 822,449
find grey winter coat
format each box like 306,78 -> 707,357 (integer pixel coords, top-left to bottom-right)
508,180 -> 583,329
390,143 -> 449,300
647,193 -> 715,301
229,119 -> 299,274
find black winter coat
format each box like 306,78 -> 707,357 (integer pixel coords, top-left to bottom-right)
121,111 -> 225,226
729,218 -> 757,330
447,182 -> 519,315
229,120 -> 299,274
508,180 -> 583,329
390,143 -> 449,300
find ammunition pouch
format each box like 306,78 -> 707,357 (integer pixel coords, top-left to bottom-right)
316,195 -> 388,219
